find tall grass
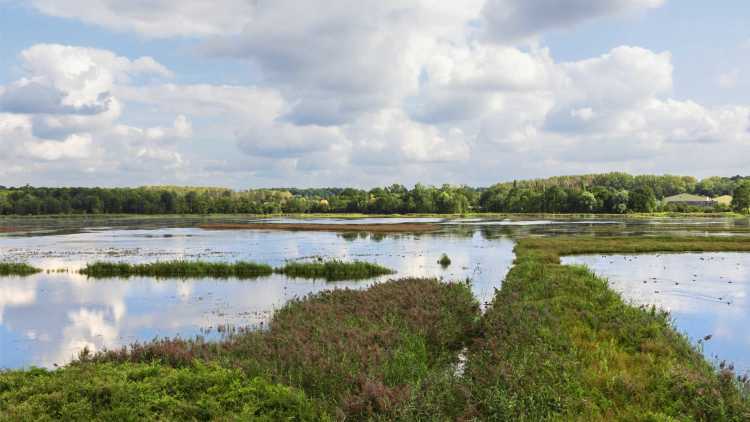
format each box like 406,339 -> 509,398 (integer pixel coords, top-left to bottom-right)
79,261 -> 273,279
80,260 -> 396,281
277,260 -> 395,281
0,263 -> 41,276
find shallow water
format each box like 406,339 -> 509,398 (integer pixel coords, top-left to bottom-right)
0,225 -> 514,369
563,253 -> 750,375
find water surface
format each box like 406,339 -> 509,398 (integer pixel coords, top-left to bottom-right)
0,225 -> 514,368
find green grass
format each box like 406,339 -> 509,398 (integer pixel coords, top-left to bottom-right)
455,236 -> 750,420
0,263 -> 42,276
276,260 -> 395,281
0,362 -> 328,421
79,260 -> 396,282
79,261 -> 274,279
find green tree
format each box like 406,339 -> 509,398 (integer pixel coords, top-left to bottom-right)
732,181 -> 750,213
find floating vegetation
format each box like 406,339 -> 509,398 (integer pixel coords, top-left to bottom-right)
79,261 -> 274,279
0,263 -> 42,276
438,253 -> 452,268
277,260 -> 395,281
79,260 -> 395,281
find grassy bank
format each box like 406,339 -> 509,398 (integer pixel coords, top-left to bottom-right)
1,210 -> 745,222
0,263 -> 42,276
79,260 -> 396,282
456,237 -> 750,420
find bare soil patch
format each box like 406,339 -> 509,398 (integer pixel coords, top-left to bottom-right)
199,222 -> 440,233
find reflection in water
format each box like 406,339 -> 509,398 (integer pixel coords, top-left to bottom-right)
0,227 -> 515,369
563,253 -> 750,375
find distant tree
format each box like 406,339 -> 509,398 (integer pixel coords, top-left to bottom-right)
629,187 -> 657,213
732,182 -> 750,213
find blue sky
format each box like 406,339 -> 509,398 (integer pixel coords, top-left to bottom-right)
0,0 -> 748,188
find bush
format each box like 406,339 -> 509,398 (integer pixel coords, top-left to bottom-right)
437,254 -> 451,268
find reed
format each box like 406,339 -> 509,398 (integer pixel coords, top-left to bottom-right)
276,260 -> 395,281
79,261 -> 274,279
0,263 -> 42,276
79,260 -> 396,282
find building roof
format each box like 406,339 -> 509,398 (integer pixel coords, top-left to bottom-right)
713,195 -> 733,206
662,194 -> 713,203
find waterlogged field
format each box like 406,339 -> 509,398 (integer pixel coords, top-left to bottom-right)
564,252 -> 750,374
0,222 -> 515,368
2,215 -> 750,372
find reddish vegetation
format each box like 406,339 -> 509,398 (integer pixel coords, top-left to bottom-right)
198,222 -> 441,233
82,278 -> 479,418
0,227 -> 18,233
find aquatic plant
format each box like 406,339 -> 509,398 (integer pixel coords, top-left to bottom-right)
276,260 -> 395,281
437,253 -> 451,267
79,261 -> 274,279
0,263 -> 42,276
79,259 -> 396,282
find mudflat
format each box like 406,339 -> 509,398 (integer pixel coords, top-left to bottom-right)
198,222 -> 441,233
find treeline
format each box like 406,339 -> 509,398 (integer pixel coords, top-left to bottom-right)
0,173 -> 748,215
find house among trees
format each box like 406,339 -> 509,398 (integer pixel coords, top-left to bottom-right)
714,195 -> 733,206
662,194 -> 717,208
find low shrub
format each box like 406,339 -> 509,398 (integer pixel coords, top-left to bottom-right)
437,254 -> 451,268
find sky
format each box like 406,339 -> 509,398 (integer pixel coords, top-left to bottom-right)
0,0 -> 748,189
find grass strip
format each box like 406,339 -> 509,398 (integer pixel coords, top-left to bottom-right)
457,236 -> 750,420
276,260 -> 395,281
0,263 -> 42,276
79,260 -> 396,281
79,261 -> 274,279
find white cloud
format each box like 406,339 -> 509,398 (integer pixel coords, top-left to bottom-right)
25,133 -> 93,161
5,1 -> 750,187
29,0 -> 256,38
0,44 -> 192,182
